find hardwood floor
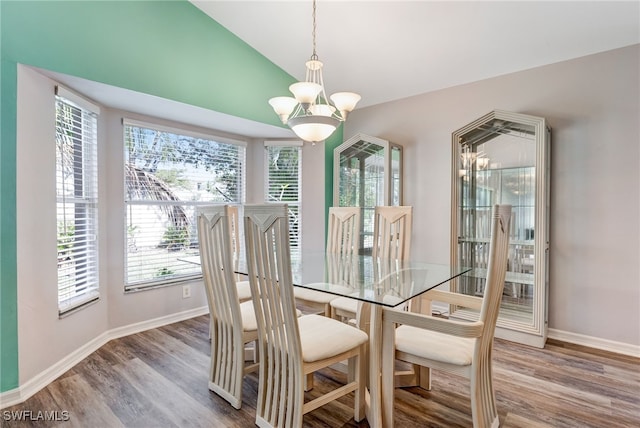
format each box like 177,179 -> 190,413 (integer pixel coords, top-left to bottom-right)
3,315 -> 639,427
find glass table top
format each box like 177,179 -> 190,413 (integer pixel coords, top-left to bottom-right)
239,251 -> 470,308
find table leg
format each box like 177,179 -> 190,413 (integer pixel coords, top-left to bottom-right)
356,302 -> 385,428
368,304 -> 383,428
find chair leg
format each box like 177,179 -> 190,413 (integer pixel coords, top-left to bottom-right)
470,358 -> 499,428
305,373 -> 314,391
244,344 -> 254,362
394,363 -> 431,389
348,350 -> 366,422
323,303 -> 331,317
418,365 -> 432,390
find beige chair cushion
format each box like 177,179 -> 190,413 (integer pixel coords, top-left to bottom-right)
294,286 -> 338,303
330,296 -> 359,314
239,300 -> 258,332
298,314 -> 368,363
236,280 -> 252,301
332,295 -> 404,310
240,300 -> 302,333
395,325 -> 474,366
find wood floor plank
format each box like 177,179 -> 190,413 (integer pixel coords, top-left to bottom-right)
119,329 -> 251,419
47,373 -> 123,428
139,327 -> 211,373
157,316 -> 211,356
96,335 -> 140,366
112,357 -> 222,428
72,351 -> 178,427
3,315 -> 638,428
1,387 -> 63,428
502,412 -> 554,428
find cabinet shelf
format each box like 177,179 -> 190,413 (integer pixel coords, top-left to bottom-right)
458,204 -> 536,209
458,237 -> 534,246
464,268 -> 535,285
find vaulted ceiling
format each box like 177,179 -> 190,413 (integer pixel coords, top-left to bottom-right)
193,1 -> 639,108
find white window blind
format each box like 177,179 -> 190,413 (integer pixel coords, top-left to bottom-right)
124,120 -> 246,290
265,144 -> 301,259
56,92 -> 99,315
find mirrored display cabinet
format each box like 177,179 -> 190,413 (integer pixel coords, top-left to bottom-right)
334,133 -> 403,254
450,110 -> 550,347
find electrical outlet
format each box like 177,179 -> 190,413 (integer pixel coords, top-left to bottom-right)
182,285 -> 191,299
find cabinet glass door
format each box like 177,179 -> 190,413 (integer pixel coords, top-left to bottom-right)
451,111 -> 549,347
335,134 -> 403,254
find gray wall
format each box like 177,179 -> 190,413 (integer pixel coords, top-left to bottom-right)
343,45 -> 640,346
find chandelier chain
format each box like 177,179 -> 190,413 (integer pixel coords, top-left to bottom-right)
311,0 -> 317,59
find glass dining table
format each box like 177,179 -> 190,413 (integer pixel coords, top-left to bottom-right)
237,251 -> 470,427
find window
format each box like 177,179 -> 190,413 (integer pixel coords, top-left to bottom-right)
124,119 -> 246,290
265,142 -> 302,259
56,88 -> 100,315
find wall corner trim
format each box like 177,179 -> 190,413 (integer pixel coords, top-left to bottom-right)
0,306 -> 208,409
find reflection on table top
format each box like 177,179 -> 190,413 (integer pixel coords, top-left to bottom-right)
239,251 -> 470,308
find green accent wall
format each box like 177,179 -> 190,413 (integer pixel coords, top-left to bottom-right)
0,0 -> 308,393
1,58 -> 19,393
324,129 -> 343,221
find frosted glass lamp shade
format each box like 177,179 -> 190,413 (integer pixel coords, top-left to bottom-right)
269,97 -> 298,123
330,92 -> 361,118
289,82 -> 323,105
309,103 -> 336,117
288,115 -> 340,143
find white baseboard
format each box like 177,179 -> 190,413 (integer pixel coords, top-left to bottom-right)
107,306 -> 208,341
15,331 -> 112,409
0,306 -> 208,409
548,328 -> 640,358
0,388 -> 21,410
438,301 -> 639,358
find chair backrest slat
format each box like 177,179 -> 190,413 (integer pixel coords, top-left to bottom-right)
327,206 -> 361,255
372,206 -> 413,260
198,205 -> 241,326
227,205 -> 241,272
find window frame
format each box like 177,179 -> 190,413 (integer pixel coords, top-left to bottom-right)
123,118 -> 247,291
264,141 -> 303,259
55,86 -> 101,316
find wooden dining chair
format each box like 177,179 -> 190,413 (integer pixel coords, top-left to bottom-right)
294,206 -> 361,316
243,204 -> 368,428
197,205 -> 259,409
330,205 -> 413,320
381,204 -> 512,428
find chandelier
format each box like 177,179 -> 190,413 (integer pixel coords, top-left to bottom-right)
459,142 -> 490,178
268,0 -> 361,143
